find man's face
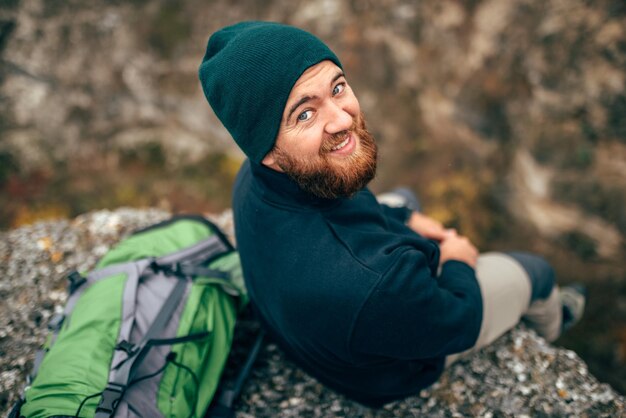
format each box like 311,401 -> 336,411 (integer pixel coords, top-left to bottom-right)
262,60 -> 377,199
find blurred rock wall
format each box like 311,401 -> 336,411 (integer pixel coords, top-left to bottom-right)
1,0 -> 624,256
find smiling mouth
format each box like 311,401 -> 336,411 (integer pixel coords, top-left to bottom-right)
331,135 -> 351,151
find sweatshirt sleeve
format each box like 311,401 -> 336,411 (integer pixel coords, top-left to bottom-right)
349,250 -> 483,361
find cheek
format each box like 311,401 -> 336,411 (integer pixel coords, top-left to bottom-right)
281,126 -> 326,156
303,128 -> 327,154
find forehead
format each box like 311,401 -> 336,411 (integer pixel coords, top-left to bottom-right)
287,60 -> 342,100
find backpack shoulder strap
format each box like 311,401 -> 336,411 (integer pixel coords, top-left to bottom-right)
155,232 -> 231,267
94,270 -> 191,418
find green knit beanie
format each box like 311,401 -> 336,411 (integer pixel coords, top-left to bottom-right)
198,21 -> 343,163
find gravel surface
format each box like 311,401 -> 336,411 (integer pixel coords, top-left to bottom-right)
1,208 -> 624,417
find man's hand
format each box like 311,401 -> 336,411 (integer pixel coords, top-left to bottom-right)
407,211 -> 478,267
439,232 -> 478,268
407,211 -> 455,242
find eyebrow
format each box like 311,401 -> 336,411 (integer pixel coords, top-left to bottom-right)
285,71 -> 346,122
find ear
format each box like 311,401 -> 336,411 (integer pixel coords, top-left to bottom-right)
261,150 -> 283,172
261,151 -> 276,167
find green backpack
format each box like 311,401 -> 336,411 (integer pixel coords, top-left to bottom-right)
12,215 -> 259,418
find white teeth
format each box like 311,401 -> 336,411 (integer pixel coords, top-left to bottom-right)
331,136 -> 350,151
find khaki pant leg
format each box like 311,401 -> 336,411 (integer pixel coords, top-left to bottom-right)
445,252 -> 562,366
446,252 -> 530,366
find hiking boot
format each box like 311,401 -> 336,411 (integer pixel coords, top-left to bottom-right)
560,284 -> 586,332
376,187 -> 421,212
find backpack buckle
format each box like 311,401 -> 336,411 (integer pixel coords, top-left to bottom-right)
115,340 -> 137,355
66,271 -> 87,295
95,382 -> 125,415
175,261 -> 196,277
149,258 -> 165,273
150,259 -> 187,277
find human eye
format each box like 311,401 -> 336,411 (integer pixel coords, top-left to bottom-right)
332,82 -> 346,96
297,109 -> 313,122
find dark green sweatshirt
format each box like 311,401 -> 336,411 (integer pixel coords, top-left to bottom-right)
233,160 -> 483,407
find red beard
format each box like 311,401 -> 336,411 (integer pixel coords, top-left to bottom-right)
272,112 -> 378,199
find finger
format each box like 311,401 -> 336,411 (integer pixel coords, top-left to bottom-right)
426,228 -> 449,241
445,229 -> 457,237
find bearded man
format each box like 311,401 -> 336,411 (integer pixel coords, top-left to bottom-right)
198,21 -> 585,407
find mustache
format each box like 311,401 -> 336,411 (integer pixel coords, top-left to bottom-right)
319,115 -> 361,154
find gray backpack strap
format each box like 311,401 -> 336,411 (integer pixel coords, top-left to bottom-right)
94,269 -> 194,417
105,260 -> 153,372
156,234 -> 230,267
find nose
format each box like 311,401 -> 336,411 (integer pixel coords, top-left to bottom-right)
324,102 -> 353,134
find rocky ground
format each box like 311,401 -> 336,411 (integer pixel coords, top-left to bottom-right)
0,208 -> 624,417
